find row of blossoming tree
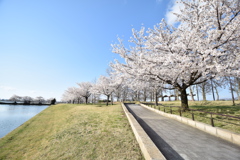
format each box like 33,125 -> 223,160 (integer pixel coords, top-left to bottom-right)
62,0 -> 240,110
7,95 -> 55,104
61,76 -> 122,106
111,0 -> 240,110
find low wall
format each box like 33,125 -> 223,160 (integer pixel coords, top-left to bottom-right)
140,104 -> 240,146
121,103 -> 166,160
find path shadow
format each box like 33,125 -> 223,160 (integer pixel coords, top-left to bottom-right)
125,103 -> 184,160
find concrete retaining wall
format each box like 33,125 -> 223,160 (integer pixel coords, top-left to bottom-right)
140,104 -> 240,146
121,103 -> 166,160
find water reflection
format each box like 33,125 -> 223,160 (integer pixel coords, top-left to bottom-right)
0,104 -> 48,138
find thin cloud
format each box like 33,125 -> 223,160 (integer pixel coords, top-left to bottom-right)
0,86 -> 16,91
156,0 -> 163,3
165,0 -> 183,25
29,90 -> 37,94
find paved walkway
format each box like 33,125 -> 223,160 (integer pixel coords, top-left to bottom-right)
125,104 -> 240,160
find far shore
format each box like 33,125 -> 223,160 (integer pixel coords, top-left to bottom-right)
0,101 -> 52,105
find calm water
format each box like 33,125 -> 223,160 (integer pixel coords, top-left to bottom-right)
0,104 -> 49,138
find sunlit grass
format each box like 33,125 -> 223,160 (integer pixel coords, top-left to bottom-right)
146,100 -> 240,134
0,104 -> 143,160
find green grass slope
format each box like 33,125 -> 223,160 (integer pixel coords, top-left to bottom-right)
0,104 -> 143,160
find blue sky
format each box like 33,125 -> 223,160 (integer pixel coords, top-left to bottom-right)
0,0 -> 233,101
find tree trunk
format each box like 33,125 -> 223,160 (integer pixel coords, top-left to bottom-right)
202,83 -> 206,101
144,94 -> 147,102
143,89 -> 147,102
106,95 -> 110,106
189,86 -> 195,101
135,91 -> 138,101
175,89 -> 179,101
237,92 -> 240,101
180,89 -> 189,111
152,90 -> 154,102
85,97 -> 88,104
237,78 -> 240,100
214,86 -> 219,101
111,94 -> 113,105
196,85 -> 199,101
155,90 -> 158,106
122,90 -> 126,102
229,78 -> 235,106
210,79 -> 215,101
116,94 -> 120,102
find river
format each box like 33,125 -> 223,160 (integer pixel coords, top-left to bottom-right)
0,104 -> 49,138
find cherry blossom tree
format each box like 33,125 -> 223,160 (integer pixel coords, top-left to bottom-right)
111,0 -> 240,111
35,96 -> 45,104
22,96 -> 33,104
77,82 -> 92,104
113,84 -> 126,102
118,85 -> 130,102
62,87 -> 83,104
61,91 -> 73,103
91,75 -> 122,106
9,94 -> 21,103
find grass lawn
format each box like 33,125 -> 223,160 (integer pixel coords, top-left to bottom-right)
0,104 -> 144,160
147,100 -> 240,134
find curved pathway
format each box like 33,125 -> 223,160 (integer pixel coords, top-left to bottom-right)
125,104 -> 240,160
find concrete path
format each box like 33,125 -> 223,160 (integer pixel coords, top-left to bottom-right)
125,104 -> 240,160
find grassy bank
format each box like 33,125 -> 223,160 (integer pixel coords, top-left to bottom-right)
0,104 -> 144,160
149,100 -> 240,133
